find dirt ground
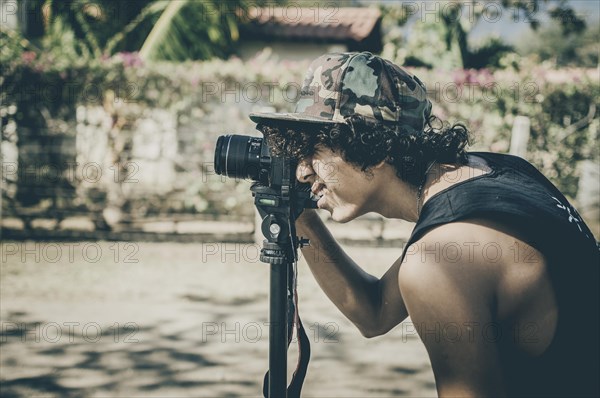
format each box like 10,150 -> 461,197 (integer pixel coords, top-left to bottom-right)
0,241 -> 436,397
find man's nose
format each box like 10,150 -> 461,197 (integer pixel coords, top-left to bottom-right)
296,160 -> 315,184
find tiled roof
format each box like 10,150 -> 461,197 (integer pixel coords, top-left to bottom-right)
243,7 -> 382,42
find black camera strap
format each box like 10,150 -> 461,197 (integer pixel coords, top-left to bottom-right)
262,262 -> 311,398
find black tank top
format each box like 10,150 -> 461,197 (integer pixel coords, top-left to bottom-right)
404,151 -> 599,397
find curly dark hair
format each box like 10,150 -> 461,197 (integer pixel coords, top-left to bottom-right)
257,115 -> 472,188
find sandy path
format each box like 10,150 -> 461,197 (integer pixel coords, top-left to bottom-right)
0,241 -> 436,397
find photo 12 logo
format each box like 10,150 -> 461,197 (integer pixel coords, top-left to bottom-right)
1,162 -> 139,185
1,1 -> 121,27
401,1 -> 537,24
201,321 -> 339,344
1,242 -> 139,264
1,322 -> 139,344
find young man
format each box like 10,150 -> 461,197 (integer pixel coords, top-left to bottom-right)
249,52 -> 599,397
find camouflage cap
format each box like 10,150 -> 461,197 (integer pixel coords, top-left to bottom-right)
249,52 -> 432,133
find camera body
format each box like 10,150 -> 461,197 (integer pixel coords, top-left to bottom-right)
214,134 -> 317,243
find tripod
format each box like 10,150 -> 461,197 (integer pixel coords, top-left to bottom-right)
253,184 -> 311,398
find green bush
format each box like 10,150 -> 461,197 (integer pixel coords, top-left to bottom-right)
1,29 -> 308,224
2,28 -> 598,225
412,57 -> 599,199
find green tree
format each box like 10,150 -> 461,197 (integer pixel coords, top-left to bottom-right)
18,0 -> 278,61
517,22 -> 599,67
138,0 -> 261,61
442,0 -> 587,68
21,0 -> 153,57
383,0 -> 588,69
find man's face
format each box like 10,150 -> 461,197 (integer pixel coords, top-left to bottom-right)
296,146 -> 375,223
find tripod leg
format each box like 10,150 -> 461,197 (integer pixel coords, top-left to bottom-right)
269,261 -> 288,397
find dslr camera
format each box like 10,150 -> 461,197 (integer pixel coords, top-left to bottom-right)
213,134 -> 317,244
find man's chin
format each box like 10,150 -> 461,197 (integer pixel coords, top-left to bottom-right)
330,209 -> 355,224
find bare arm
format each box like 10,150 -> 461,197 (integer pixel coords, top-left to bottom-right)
296,210 -> 409,337
399,228 -> 507,397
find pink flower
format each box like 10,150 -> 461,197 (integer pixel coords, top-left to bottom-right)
453,69 -> 467,86
118,52 -> 143,68
21,51 -> 37,64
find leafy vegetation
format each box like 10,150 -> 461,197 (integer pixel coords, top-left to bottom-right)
517,22 -> 599,67
380,0 -> 590,69
19,0 -> 279,61
2,0 -> 597,227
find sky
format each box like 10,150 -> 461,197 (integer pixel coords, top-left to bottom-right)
375,0 -> 599,44
469,0 -> 599,43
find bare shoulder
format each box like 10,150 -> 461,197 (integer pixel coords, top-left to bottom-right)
402,217 -> 548,269
399,219 -> 509,277
399,217 -> 555,349
399,217 -> 550,307
397,219 -> 512,395
398,220 -> 501,305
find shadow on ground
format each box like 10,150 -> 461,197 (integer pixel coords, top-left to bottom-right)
0,241 -> 436,397
0,311 -> 260,398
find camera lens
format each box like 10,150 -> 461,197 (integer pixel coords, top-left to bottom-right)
214,135 -> 267,181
